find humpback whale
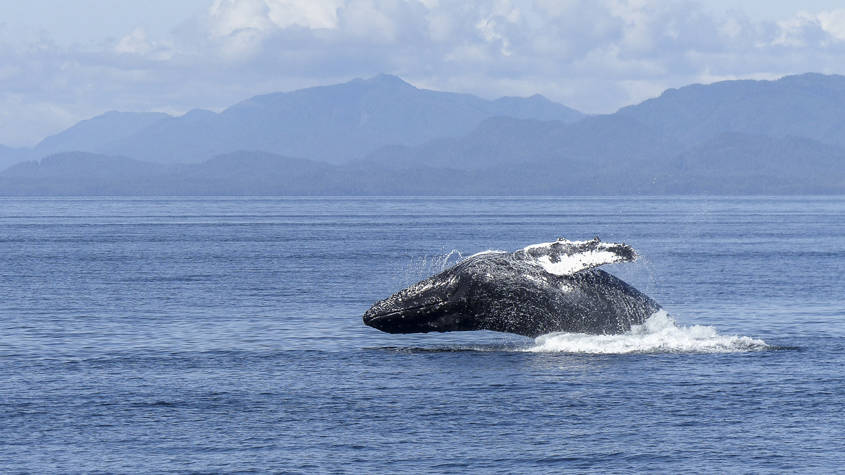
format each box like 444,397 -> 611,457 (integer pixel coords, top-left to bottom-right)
363,238 -> 661,337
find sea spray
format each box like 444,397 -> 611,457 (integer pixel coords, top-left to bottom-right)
526,310 -> 768,354
400,249 -> 465,287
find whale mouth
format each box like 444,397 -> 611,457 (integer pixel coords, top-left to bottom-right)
363,301 -> 449,333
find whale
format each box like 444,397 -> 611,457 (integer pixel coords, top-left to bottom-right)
363,238 -> 662,337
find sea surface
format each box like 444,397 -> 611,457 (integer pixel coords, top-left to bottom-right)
1,196 -> 843,473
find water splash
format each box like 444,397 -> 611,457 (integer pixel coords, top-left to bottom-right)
400,249 -> 465,287
525,311 -> 768,354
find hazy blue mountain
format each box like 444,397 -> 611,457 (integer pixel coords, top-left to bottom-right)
3,73 -> 845,195
0,151 -> 476,195
179,151 -> 337,194
361,73 -> 845,194
654,133 -> 845,194
35,111 -> 171,156
487,94 -> 584,121
362,116 -> 565,170
616,73 -> 845,148
0,145 -> 33,172
3,140 -> 842,195
101,74 -> 583,164
0,75 -> 582,170
100,109 -> 227,165
0,152 -> 173,195
364,113 -> 679,176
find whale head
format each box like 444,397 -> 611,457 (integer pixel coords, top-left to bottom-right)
362,269 -> 477,334
362,251 -> 540,334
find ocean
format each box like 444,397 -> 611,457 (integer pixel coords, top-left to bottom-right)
1,196 -> 843,472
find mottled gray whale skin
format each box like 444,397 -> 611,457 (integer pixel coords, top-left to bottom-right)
363,238 -> 661,337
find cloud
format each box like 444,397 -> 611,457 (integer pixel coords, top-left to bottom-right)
774,8 -> 845,46
817,9 -> 845,40
115,28 -> 153,55
4,1 -> 845,146
208,0 -> 343,34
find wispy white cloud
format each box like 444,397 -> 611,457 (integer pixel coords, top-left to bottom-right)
3,0 -> 845,146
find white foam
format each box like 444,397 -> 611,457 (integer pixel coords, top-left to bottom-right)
525,311 -> 768,354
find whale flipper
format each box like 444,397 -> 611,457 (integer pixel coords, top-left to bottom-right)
513,237 -> 637,276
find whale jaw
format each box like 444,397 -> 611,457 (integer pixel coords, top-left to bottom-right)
363,304 -> 476,334
362,273 -> 480,334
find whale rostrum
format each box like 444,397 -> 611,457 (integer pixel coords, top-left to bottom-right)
363,238 -> 662,337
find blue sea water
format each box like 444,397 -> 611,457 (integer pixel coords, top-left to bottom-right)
0,196 -> 843,473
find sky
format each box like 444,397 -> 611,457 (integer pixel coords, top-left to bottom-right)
2,0 -> 845,146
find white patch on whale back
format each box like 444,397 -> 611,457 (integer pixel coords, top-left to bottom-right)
525,311 -> 768,354
534,249 -> 624,276
520,238 -> 634,276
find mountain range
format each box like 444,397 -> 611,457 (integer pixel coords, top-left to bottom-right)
1,74 -> 581,167
2,73 -> 844,195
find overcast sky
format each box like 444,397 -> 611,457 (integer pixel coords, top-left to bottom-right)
3,0 -> 845,146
